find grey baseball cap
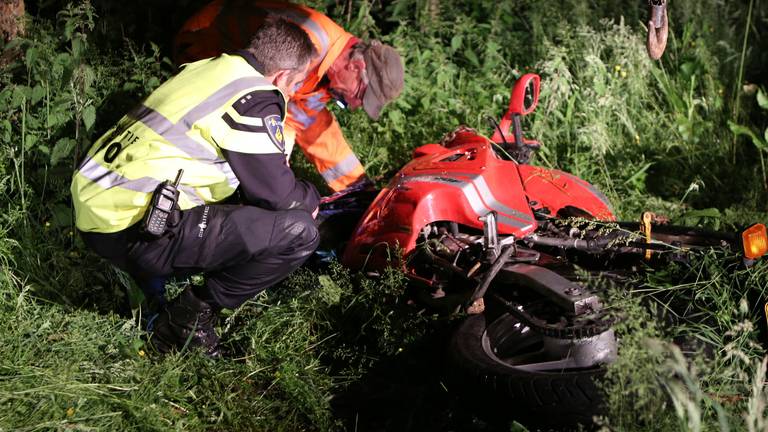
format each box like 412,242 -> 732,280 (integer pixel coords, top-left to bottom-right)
362,41 -> 404,120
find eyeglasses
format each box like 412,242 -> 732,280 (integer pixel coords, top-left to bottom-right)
331,67 -> 369,109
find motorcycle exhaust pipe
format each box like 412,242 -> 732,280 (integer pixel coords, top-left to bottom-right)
526,234 -> 689,256
526,234 -> 652,254
526,234 -> 603,251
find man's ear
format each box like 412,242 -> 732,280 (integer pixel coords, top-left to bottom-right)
348,57 -> 366,73
271,68 -> 295,90
272,69 -> 291,84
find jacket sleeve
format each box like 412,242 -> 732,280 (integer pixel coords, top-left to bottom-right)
212,89 -> 320,212
223,150 -> 320,212
287,92 -> 367,192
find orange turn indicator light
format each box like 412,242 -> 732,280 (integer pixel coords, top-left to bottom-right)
742,224 -> 768,260
641,212 -> 654,261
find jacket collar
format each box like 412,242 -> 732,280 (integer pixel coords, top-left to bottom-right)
234,50 -> 267,75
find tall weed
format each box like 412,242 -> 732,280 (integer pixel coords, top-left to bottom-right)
0,0 -> 767,430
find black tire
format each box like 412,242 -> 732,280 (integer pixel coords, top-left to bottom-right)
448,313 -> 608,428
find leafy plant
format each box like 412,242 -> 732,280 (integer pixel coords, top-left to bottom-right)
1,0 -> 768,430
729,87 -> 768,189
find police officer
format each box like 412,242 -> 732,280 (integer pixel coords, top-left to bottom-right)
175,1 -> 405,192
71,18 -> 319,356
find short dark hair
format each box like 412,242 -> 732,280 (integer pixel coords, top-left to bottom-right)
246,18 -> 315,76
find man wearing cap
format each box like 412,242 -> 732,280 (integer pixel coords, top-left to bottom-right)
175,0 -> 405,192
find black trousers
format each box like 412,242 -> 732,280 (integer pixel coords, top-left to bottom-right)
81,205 -> 319,309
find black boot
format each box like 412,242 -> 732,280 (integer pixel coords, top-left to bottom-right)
150,286 -> 221,357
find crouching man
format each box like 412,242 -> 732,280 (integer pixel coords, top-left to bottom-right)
71,19 -> 320,356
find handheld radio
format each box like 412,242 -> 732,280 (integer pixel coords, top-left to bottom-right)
143,169 -> 183,237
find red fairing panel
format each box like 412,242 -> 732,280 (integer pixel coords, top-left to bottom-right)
517,165 -> 615,220
342,134 -> 537,270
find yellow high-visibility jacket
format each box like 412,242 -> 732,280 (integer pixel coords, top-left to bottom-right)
72,54 -> 287,233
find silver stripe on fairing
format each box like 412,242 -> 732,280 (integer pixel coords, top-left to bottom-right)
400,175 -> 532,230
439,171 -> 535,225
78,156 -> 205,205
471,174 -> 535,223
320,153 -> 362,183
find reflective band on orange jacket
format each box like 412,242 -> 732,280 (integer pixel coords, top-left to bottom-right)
175,0 -> 366,191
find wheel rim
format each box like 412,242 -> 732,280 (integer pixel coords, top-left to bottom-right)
481,313 -> 617,373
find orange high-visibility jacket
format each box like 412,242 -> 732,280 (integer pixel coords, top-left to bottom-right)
175,0 -> 366,192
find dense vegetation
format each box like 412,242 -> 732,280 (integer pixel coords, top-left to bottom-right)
1,0 -> 767,430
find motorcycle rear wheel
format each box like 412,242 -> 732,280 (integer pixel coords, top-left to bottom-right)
449,313 -> 609,428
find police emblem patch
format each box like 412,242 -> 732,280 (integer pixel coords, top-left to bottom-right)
264,114 -> 285,152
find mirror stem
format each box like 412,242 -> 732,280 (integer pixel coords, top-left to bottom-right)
513,114 -> 523,151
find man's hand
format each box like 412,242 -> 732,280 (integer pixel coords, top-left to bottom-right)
320,176 -> 375,205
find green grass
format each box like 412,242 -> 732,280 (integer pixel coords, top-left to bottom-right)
1,0 -> 768,430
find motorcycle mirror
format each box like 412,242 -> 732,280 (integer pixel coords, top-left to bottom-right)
509,73 -> 540,116
491,73 -> 541,147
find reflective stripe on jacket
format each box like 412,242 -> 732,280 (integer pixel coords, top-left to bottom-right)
71,54 -> 283,233
175,0 -> 366,191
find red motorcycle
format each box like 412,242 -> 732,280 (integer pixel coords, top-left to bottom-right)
320,74 -> 768,424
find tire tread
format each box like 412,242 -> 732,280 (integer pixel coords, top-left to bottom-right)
448,314 -> 606,426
